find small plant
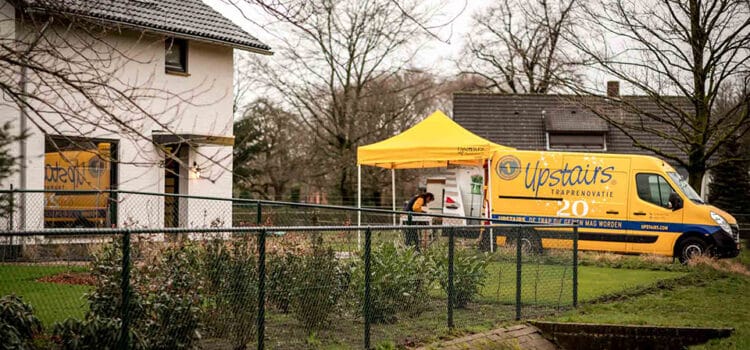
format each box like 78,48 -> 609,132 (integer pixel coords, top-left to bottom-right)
142,243 -> 204,350
52,316 -> 147,350
289,235 -> 348,331
349,242 -> 431,323
201,237 -> 258,349
87,239 -> 145,321
266,252 -> 299,313
0,294 -> 42,350
428,247 -> 489,308
52,239 -> 148,349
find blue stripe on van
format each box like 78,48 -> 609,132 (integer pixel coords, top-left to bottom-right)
491,214 -> 721,235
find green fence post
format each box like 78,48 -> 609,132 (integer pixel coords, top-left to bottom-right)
109,190 -> 118,227
515,229 -> 522,321
257,229 -> 266,350
257,202 -> 262,226
573,225 -> 579,308
118,230 -> 131,350
8,184 -> 14,231
364,227 -> 372,349
406,212 -> 415,250
447,226 -> 455,329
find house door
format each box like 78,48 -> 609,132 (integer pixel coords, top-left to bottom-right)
164,155 -> 180,228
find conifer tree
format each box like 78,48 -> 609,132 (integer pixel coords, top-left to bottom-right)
708,137 -> 750,225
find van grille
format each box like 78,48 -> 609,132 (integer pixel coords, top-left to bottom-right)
731,224 -> 740,243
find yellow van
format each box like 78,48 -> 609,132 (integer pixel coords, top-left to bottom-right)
489,150 -> 740,262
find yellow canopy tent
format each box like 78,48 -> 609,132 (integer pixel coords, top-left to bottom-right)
357,110 -> 511,169
355,110 -> 513,250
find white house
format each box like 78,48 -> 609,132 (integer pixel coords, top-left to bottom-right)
0,0 -> 271,231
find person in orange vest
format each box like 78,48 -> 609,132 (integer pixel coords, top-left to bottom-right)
404,192 -> 435,213
403,192 -> 435,249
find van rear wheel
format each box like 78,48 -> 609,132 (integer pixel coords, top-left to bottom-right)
678,237 -> 712,264
508,231 -> 543,255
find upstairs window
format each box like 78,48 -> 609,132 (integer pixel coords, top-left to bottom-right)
544,111 -> 608,151
165,38 -> 188,73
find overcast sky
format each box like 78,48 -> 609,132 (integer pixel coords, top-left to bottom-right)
204,0 -> 488,73
203,1 -> 630,95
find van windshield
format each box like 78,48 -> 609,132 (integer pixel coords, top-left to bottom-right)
667,172 -> 704,204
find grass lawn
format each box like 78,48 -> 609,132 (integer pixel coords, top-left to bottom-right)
0,264 -> 91,327
430,261 -> 686,306
550,252 -> 750,349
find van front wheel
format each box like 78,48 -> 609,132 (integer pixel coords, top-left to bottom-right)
678,237 -> 712,264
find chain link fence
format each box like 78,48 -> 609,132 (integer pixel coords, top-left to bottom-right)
0,190 -> 578,349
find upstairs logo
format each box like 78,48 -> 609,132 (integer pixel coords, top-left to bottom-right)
496,155 -> 521,180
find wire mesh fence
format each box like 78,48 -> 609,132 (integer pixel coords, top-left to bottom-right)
0,189 -> 416,231
0,190 -> 579,349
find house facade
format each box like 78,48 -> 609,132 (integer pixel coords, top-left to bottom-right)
0,0 -> 271,230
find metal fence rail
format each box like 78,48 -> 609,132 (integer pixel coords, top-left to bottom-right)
0,190 -> 579,349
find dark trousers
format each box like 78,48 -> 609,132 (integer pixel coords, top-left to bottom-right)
405,227 -> 419,250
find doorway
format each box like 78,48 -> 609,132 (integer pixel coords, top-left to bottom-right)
164,149 -> 181,228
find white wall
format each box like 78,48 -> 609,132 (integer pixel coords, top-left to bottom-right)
1,9 -> 236,229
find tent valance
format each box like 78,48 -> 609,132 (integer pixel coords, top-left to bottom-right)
357,110 -> 512,169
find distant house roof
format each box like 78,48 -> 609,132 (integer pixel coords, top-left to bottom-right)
452,93 -> 689,164
15,0 -> 272,54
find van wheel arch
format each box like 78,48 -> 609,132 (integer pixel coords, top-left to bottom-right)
674,232 -> 715,263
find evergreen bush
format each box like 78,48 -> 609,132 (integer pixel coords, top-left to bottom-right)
428,247 -> 489,308
0,294 -> 42,350
349,242 -> 431,323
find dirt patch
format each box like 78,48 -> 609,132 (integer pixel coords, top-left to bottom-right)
38,272 -> 95,286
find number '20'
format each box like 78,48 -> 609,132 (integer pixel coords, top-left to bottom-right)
556,200 -> 589,217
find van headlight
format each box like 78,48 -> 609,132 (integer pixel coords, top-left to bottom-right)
710,212 -> 732,234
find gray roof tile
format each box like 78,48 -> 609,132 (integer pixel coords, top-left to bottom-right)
452,93 -> 689,164
17,0 -> 271,53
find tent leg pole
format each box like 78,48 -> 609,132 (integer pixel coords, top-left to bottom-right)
392,169 -> 396,226
487,159 -> 494,253
358,165 -> 362,248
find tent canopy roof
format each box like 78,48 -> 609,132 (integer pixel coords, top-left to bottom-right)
357,110 -> 512,169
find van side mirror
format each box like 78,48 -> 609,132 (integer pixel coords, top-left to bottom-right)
669,192 -> 683,211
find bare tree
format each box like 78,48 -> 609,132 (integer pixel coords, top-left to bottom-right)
237,0 -> 448,205
459,0 -> 579,93
571,0 -> 750,188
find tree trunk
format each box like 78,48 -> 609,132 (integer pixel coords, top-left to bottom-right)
339,167 -> 354,206
687,146 -> 706,193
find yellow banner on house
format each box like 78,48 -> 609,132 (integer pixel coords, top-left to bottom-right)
44,143 -> 111,227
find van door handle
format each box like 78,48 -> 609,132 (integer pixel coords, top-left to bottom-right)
633,212 -> 647,216
606,210 -> 619,215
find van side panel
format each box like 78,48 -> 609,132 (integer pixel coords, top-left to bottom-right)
491,151 -> 641,252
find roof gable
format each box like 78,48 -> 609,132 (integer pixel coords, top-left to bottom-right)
16,0 -> 271,53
